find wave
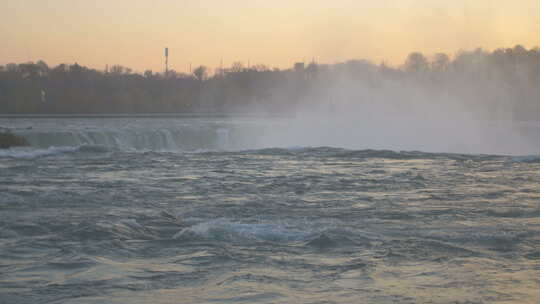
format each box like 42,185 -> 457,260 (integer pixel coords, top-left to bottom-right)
238,147 -> 502,161
509,155 -> 540,163
173,218 -> 320,243
0,145 -> 110,159
0,143 -> 507,161
0,146 -> 80,158
171,217 -> 375,249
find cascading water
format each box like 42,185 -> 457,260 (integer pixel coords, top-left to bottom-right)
3,117 -> 274,151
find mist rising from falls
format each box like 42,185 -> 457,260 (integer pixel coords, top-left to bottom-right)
241,50 -> 540,156
255,98 -> 540,156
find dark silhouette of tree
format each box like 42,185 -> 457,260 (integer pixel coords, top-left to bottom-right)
230,62 -> 245,73
432,53 -> 450,72
144,70 -> 154,78
1,45 -> 540,119
193,66 -> 208,82
405,52 -> 429,73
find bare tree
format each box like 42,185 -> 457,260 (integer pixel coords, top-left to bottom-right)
230,62 -> 245,73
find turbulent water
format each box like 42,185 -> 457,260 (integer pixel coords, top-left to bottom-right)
1,118 -> 539,304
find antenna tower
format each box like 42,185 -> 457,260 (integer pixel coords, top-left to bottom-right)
165,47 -> 169,75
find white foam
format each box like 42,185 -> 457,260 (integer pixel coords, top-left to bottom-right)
173,218 -> 328,243
0,146 -> 79,159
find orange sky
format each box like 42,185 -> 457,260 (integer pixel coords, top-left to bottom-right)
1,0 -> 539,73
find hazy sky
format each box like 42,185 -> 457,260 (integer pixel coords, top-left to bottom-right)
1,0 -> 539,73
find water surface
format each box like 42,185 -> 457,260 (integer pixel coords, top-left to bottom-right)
1,118 -> 539,303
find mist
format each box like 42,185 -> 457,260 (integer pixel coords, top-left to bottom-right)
257,90 -> 538,155
242,47 -> 540,155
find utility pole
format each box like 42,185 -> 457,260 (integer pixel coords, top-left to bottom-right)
165,47 -> 169,76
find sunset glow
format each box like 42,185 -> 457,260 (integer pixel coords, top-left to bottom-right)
2,0 -> 539,72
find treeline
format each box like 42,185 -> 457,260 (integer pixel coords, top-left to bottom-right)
1,45 -> 540,120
